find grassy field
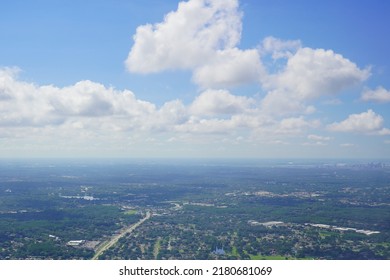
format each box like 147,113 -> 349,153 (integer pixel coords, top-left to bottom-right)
231,246 -> 239,257
124,210 -> 137,215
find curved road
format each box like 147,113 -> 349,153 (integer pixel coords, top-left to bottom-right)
92,211 -> 151,260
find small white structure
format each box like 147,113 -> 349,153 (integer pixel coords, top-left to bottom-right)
249,220 -> 284,227
67,240 -> 85,246
49,235 -> 60,241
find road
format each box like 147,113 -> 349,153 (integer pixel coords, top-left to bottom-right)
92,211 -> 151,260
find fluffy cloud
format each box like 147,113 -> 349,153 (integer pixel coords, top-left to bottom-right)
126,0 -> 242,72
275,117 -> 319,135
2,68 -> 315,139
0,68 -> 157,130
125,0 -> 370,106
260,89 -> 316,116
192,48 -> 263,88
328,109 -> 390,135
265,48 -> 370,99
125,0 -> 263,88
190,89 -> 254,116
361,86 -> 390,103
175,117 -> 237,134
261,47 -> 370,115
0,68 -> 59,126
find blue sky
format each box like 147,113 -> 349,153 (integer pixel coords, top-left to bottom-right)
0,0 -> 389,158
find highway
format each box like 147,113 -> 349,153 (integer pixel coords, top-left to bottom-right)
92,211 -> 151,260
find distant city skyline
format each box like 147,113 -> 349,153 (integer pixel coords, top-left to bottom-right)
1,0 -> 389,158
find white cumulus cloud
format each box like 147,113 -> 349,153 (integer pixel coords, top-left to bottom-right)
361,86 -> 390,103
0,68 -> 319,140
125,0 -> 242,73
190,89 -> 254,116
266,48 -> 370,100
125,0 -> 263,88
192,48 -> 264,88
0,68 -> 157,130
328,109 -> 389,135
275,117 -> 319,135
261,47 -> 370,115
